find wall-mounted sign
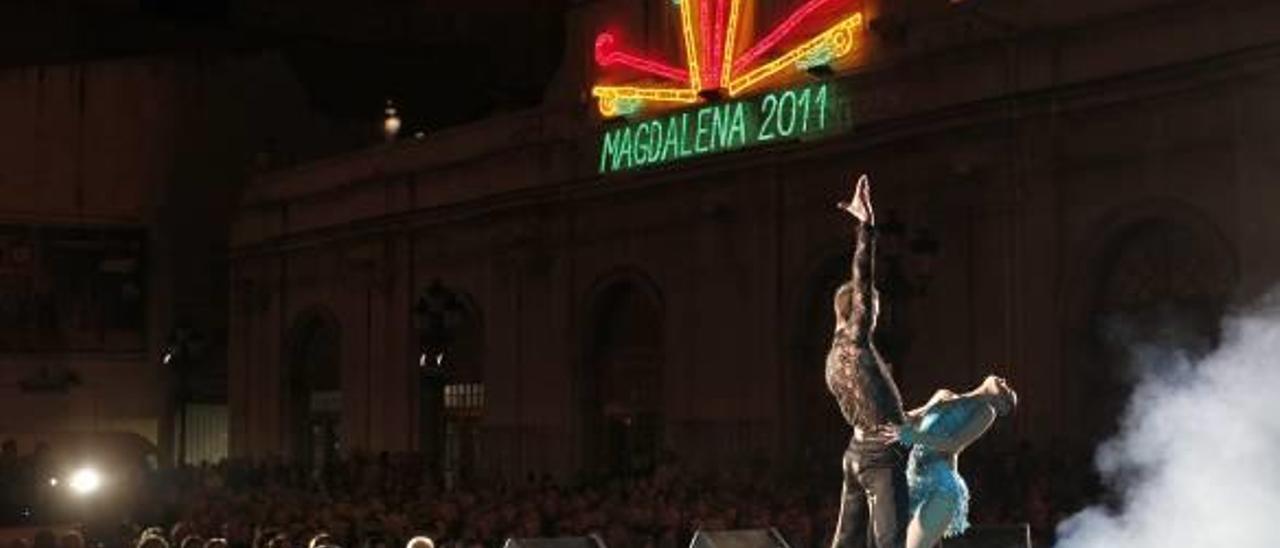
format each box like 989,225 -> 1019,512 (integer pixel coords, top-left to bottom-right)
591,0 -> 864,117
592,0 -> 863,174
599,81 -> 841,174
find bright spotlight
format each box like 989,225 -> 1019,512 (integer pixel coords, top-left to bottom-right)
69,467 -> 102,495
48,477 -> 58,487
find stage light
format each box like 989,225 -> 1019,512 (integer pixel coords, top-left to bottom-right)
48,477 -> 58,487
68,467 -> 102,496
162,351 -> 173,365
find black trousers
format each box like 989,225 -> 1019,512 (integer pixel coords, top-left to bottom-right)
830,437 -> 909,548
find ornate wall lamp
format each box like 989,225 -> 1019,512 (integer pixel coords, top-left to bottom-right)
412,280 -> 465,371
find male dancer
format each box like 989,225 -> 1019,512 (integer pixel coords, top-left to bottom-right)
827,175 -> 910,548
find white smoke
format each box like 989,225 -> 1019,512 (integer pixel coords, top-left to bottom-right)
1055,296 -> 1280,548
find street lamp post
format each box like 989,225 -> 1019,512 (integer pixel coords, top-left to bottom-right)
412,281 -> 463,482
414,280 -> 464,369
163,324 -> 203,466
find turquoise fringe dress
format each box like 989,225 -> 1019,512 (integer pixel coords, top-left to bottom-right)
906,399 -> 974,538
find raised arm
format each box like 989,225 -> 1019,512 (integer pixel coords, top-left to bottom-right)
839,175 -> 906,426
838,174 -> 878,348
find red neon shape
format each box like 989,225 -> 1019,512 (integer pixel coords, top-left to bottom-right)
699,0 -> 714,87
708,0 -> 728,89
595,32 -> 690,84
732,0 -> 832,74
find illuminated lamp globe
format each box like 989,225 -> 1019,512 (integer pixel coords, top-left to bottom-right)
69,467 -> 102,496
383,102 -> 402,141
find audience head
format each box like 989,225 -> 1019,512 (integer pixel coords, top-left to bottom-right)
58,532 -> 84,548
0,443 -> 1067,548
307,534 -> 334,548
32,531 -> 56,548
138,535 -> 170,548
264,533 -> 288,548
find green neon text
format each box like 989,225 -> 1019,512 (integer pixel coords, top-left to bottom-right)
599,82 -> 837,175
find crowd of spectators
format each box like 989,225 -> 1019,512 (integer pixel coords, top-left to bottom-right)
0,441 -> 1097,548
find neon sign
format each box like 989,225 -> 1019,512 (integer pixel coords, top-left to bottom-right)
591,0 -> 864,117
598,81 -> 840,174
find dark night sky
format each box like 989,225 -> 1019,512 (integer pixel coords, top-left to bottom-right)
0,0 -> 570,131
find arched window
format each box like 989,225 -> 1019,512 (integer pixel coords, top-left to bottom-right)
413,281 -> 483,488
791,252 -> 855,472
1084,218 -> 1234,441
582,274 -> 664,477
286,309 -> 342,471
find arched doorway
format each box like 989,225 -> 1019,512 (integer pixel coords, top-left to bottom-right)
413,281 -> 483,488
286,309 -> 342,471
582,274 -> 664,477
1081,218 -> 1235,443
792,252 -> 854,473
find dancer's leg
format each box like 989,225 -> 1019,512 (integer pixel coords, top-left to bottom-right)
855,452 -> 909,548
831,446 -> 869,548
904,495 -> 957,548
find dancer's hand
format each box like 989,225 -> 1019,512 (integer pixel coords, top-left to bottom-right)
838,174 -> 874,225
865,423 -> 902,445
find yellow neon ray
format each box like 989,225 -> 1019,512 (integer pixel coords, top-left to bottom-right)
679,0 -> 703,92
592,86 -> 700,116
726,12 -> 862,97
720,0 -> 742,88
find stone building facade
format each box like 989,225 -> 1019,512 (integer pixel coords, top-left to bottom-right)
0,48 -> 330,459
228,0 -> 1280,481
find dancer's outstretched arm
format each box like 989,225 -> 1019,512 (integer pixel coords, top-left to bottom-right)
885,398 -> 996,453
839,175 -> 906,426
838,174 -> 877,348
906,389 -> 958,420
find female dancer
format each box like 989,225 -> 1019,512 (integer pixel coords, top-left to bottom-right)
880,375 -> 1018,548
